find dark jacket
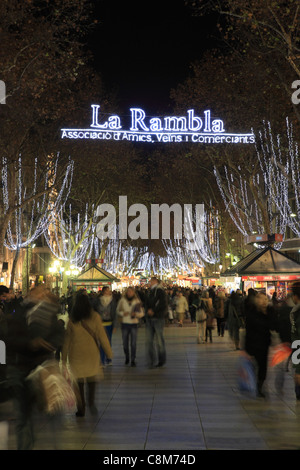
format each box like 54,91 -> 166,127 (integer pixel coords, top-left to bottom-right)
245,304 -> 277,355
290,303 -> 300,344
3,299 -> 64,375
277,302 -> 292,344
145,285 -> 168,319
94,295 -> 117,328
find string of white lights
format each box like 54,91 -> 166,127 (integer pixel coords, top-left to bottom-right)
255,119 -> 300,238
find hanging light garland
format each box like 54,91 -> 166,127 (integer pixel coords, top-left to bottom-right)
3,154 -> 74,251
255,118 -> 300,238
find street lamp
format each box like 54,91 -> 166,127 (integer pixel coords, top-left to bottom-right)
65,266 -> 80,291
49,260 -> 63,296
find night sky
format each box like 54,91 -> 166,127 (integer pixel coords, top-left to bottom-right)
90,1 -> 219,113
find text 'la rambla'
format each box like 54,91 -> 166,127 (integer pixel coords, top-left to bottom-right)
90,104 -> 225,133
60,104 -> 255,144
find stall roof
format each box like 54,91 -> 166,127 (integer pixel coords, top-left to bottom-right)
222,246 -> 300,277
71,264 -> 120,283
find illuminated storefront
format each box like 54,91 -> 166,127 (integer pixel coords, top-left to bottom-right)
221,246 -> 300,298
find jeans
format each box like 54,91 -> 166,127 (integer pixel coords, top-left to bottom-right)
121,323 -> 138,362
100,324 -> 113,364
196,321 -> 206,343
145,317 -> 166,367
217,318 -> 225,336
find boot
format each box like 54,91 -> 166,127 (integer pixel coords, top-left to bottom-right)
88,382 -> 98,415
76,381 -> 85,417
257,381 -> 265,398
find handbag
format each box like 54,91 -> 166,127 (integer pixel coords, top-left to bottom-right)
196,309 -> 207,323
26,360 -> 77,415
81,320 -> 100,348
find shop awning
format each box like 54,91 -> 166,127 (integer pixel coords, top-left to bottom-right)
222,246 -> 300,277
71,264 -> 120,284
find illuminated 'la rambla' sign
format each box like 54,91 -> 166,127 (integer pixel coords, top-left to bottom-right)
61,104 -> 255,144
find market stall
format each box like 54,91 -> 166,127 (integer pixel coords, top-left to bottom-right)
221,246 -> 300,299
70,262 -> 120,292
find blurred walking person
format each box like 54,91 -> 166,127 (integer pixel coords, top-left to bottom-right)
227,291 -> 244,350
117,287 -> 144,366
175,290 -> 188,327
215,291 -> 226,337
274,294 -> 293,394
144,277 -> 168,368
290,282 -> 300,400
1,286 -> 64,450
245,292 -> 277,397
94,286 -> 117,366
195,296 -> 207,344
62,291 -> 112,416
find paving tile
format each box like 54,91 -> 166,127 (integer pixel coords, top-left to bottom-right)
4,325 -> 300,450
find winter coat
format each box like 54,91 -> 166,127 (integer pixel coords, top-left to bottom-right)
290,303 -> 300,344
62,309 -> 112,379
3,299 -> 64,375
277,303 -> 292,344
206,310 -> 215,328
117,296 -> 144,324
145,285 -> 168,319
175,296 -> 189,314
94,295 -> 117,328
245,304 -> 276,355
215,296 -> 225,319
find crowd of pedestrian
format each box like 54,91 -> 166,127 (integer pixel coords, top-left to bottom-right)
1,279 -> 300,449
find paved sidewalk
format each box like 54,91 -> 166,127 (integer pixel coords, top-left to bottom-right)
4,322 -> 300,451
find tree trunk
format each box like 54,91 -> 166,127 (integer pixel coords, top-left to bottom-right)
22,245 -> 32,294
10,246 -> 20,289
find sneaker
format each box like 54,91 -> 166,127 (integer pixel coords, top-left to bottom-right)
131,361 -> 136,367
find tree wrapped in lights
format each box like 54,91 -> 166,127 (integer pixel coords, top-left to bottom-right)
214,119 -> 300,248
255,118 -> 300,238
213,157 -> 286,246
163,204 -> 220,274
44,202 -> 102,292
97,204 -> 220,278
0,154 -> 74,288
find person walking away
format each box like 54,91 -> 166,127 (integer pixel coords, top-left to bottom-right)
205,303 -> 215,343
144,277 -> 168,368
117,287 -> 144,366
244,292 -> 277,398
274,294 -> 293,394
215,291 -> 226,337
201,291 -> 214,342
2,286 -> 64,450
195,296 -> 207,344
189,290 -> 198,324
175,291 -> 189,327
289,282 -> 300,400
94,286 -> 117,366
227,291 -> 244,350
62,291 -> 112,416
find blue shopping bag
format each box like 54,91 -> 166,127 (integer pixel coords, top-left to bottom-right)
237,353 -> 256,396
